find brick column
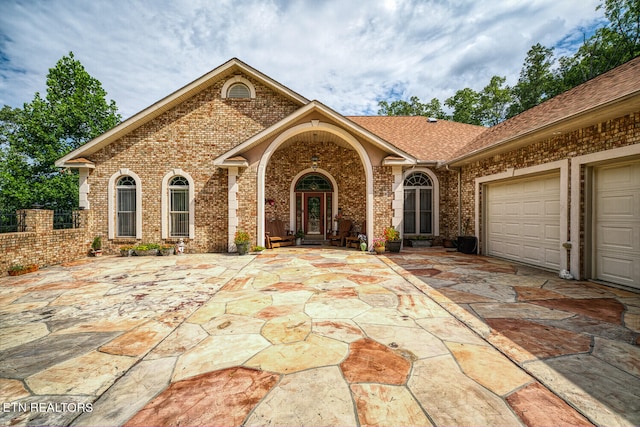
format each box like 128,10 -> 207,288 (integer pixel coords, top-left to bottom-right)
20,209 -> 53,233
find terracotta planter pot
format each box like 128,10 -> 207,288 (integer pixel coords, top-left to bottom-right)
374,246 -> 385,255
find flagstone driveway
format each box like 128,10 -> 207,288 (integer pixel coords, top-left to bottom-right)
0,247 -> 638,426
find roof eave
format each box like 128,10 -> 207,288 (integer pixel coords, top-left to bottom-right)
56,58 -> 310,167
446,90 -> 640,167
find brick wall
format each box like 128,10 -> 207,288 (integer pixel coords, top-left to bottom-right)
457,112 -> 640,253
0,209 -> 91,276
85,73 -> 300,253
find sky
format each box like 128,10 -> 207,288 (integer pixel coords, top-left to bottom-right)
0,0 -> 605,119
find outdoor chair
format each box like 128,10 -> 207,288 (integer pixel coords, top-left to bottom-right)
329,219 -> 352,247
265,219 -> 295,249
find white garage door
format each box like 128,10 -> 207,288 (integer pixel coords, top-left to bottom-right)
485,173 -> 561,270
594,160 -> 640,289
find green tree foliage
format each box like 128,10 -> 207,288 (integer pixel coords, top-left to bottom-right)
0,52 -> 121,211
378,95 -> 447,119
378,0 -> 639,125
507,44 -> 556,118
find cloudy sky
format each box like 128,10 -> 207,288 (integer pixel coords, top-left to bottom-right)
0,0 -> 604,119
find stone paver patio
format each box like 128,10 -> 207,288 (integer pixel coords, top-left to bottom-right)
0,247 -> 638,426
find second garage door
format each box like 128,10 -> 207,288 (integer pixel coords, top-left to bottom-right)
485,173 -> 561,271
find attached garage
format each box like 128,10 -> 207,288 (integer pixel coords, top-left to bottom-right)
592,159 -> 640,289
484,173 -> 561,271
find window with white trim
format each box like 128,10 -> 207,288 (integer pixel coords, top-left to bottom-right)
169,176 -> 189,237
116,176 -> 136,237
227,83 -> 251,98
403,172 -> 433,234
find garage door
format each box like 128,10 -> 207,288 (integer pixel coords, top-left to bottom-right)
594,160 -> 640,289
485,173 -> 561,270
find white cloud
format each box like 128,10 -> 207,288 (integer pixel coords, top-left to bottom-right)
0,0 -> 603,119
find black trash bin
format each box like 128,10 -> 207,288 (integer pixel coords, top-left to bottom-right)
457,236 -> 478,254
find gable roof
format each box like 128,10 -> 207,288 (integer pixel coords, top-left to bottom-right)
448,56 -> 640,166
214,100 -> 416,166
347,116 -> 485,163
56,58 -> 309,167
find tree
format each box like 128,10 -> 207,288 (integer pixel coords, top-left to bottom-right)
378,95 -> 447,119
0,52 -> 121,211
445,88 -> 482,125
507,44 -> 556,118
478,76 -> 513,126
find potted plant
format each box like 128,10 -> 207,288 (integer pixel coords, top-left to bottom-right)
358,234 -> 368,252
133,243 -> 160,256
372,237 -> 386,254
159,244 -> 174,256
8,264 -> 38,276
384,226 -> 401,253
91,236 -> 103,257
234,230 -> 251,255
457,218 -> 478,254
119,245 -> 134,257
294,230 -> 304,246
250,245 -> 266,254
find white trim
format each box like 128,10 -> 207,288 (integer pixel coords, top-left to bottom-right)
56,58 -> 308,166
289,169 -> 339,234
401,168 -> 440,236
108,168 -> 142,240
475,159 -> 568,270
161,169 -> 195,239
257,121 -> 374,248
221,76 -> 256,99
228,167 -> 239,252
392,166 -> 403,235
78,169 -> 90,210
214,101 -> 415,167
570,144 -> 640,279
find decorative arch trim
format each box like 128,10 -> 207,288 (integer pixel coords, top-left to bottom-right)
161,169 -> 195,239
108,168 -> 142,240
257,121 -> 374,248
221,76 -> 256,99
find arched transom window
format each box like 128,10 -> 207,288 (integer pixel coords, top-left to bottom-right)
404,172 -> 433,235
295,174 -> 333,192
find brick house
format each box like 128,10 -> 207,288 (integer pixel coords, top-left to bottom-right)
56,57 -> 640,289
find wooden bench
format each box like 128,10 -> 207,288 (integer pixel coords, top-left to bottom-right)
265,219 -> 295,249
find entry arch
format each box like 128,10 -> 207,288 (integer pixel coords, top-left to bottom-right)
289,168 -> 339,237
257,121 -> 374,248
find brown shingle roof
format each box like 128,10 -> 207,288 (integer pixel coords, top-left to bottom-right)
346,116 -> 485,162
450,56 -> 640,163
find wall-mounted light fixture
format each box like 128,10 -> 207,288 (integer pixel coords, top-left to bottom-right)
311,155 -> 319,171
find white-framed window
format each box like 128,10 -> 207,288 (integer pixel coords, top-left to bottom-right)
221,75 -> 256,99
108,169 -> 142,240
403,171 -> 434,235
161,169 -> 195,239
116,176 -> 137,237
169,176 -> 189,237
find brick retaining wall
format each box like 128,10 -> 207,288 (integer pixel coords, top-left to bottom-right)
0,209 -> 92,276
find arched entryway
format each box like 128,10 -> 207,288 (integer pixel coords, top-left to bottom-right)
293,171 -> 335,239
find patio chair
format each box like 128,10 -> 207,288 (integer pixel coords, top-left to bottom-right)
329,219 -> 352,247
265,219 -> 295,249
345,220 -> 366,248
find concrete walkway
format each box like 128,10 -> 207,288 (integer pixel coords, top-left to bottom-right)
0,247 -> 637,426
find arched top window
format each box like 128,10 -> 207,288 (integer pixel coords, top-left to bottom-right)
295,174 -> 333,192
227,83 -> 251,98
117,176 -> 136,186
169,176 -> 189,186
404,172 -> 432,187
